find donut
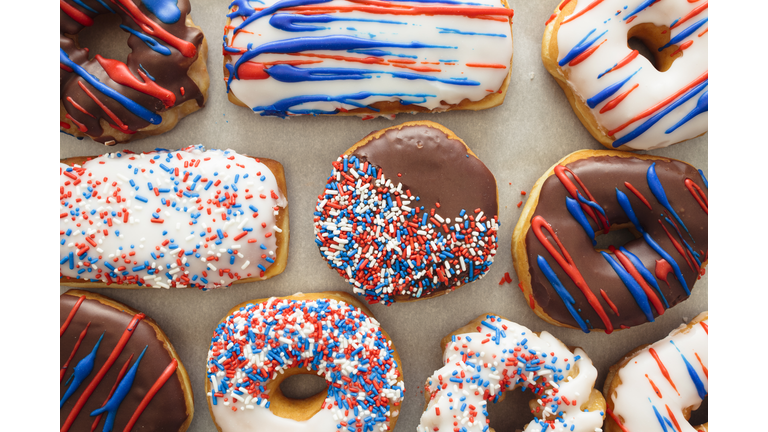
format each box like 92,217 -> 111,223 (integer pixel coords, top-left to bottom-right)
60,289 -> 193,432
60,145 -> 289,289
603,312 -> 708,432
418,313 -> 605,432
313,121 -> 499,304
204,292 -> 405,432
512,150 -> 708,333
223,0 -> 513,118
60,0 -> 209,145
542,0 -> 708,150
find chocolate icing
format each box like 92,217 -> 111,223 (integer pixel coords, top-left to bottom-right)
524,155 -> 708,330
60,293 -> 189,431
351,125 -> 498,218
60,0 -> 205,144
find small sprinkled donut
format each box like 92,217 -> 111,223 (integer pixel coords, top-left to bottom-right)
60,0 -> 209,145
60,146 -> 289,289
603,312 -> 708,432
60,289 -> 193,432
205,292 -> 405,432
418,313 -> 605,432
313,121 -> 499,305
512,150 -> 708,333
542,0 -> 708,150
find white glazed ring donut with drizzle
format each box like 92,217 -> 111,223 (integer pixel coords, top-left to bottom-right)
603,312 -> 708,432
543,0 -> 708,150
418,314 -> 605,432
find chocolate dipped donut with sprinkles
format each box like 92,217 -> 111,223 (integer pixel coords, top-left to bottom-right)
60,0 -> 209,145
418,313 -> 606,432
512,150 -> 708,333
313,121 -> 499,305
60,146 -> 289,289
61,290 -> 194,432
205,292 -> 405,432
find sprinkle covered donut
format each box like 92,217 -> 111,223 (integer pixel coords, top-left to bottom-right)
60,0 -> 209,145
542,0 -> 708,150
205,292 -> 405,432
418,314 -> 605,432
60,290 -> 194,432
513,150 -> 708,333
60,146 -> 289,289
603,312 -> 708,432
313,121 -> 499,305
223,0 -> 513,118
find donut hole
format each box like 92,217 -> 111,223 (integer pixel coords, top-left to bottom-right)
593,223 -> 641,252
279,372 -> 328,399
688,395 -> 707,427
627,23 -> 681,72
484,389 -> 535,431
75,12 -> 132,62
268,370 -> 329,421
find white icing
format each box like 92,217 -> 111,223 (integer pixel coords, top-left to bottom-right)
59,146 -> 287,288
609,314 -> 708,431
553,0 -> 708,150
225,0 -> 513,116
418,317 -> 604,432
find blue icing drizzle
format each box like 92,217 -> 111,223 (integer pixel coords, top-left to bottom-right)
624,0 -> 657,22
228,0 -> 258,18
698,169 -> 708,188
659,18 -> 708,51
73,0 -> 98,13
615,189 -> 644,234
233,0 -> 334,33
60,49 -> 162,124
586,68 -> 641,109
120,25 -> 172,56
651,402 -> 670,432
612,80 -> 707,147
142,0 -> 181,24
252,91 -> 435,117
565,196 -> 596,246
647,163 -> 691,238
61,332 -> 105,408
263,64 -> 479,86
576,191 -> 607,218
436,28 -> 507,37
537,255 -> 589,333
348,49 -> 417,59
95,0 -> 116,13
679,351 -> 707,399
600,252 -> 654,322
269,14 -> 405,32
558,28 -> 608,67
90,346 -> 149,432
619,246 -> 669,308
666,91 -> 707,134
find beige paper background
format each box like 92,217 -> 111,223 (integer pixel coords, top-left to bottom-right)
61,0 -> 708,430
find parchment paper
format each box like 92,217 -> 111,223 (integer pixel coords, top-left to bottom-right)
61,1 -> 708,430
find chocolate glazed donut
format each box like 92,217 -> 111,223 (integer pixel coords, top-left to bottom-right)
512,150 -> 708,333
60,0 -> 208,145
60,290 -> 193,431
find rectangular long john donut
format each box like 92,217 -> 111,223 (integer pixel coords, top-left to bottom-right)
60,146 -> 289,289
223,0 -> 514,117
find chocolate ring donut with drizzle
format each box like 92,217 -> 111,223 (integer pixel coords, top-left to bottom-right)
512,150 -> 708,333
60,290 -> 193,432
60,0 -> 209,145
314,121 -> 499,304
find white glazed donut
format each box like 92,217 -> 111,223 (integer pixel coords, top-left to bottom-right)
205,292 -> 405,432
603,312 -> 708,432
543,0 -> 708,150
59,146 -> 289,289
418,314 -> 605,432
223,0 -> 514,117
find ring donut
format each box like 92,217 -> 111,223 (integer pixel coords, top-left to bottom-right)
314,121 -> 500,304
603,312 -> 708,432
60,0 -> 209,145
417,313 -> 605,432
542,0 -> 708,150
205,292 -> 405,432
512,150 -> 708,333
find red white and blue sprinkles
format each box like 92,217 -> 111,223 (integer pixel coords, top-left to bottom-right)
206,296 -> 404,432
60,145 -> 287,289
418,315 -> 604,432
313,154 -> 499,305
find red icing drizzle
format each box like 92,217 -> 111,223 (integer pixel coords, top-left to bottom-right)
600,50 -> 639,78
67,96 -> 96,117
699,321 -> 708,334
569,39 -> 605,66
606,407 -> 631,432
91,354 -> 134,432
645,374 -> 661,398
531,215 -> 613,333
684,178 -> 708,214
60,0 -> 94,26
95,55 -> 176,108
561,0 -> 606,25
649,347 -> 679,395
665,404 -> 683,432
694,352 -> 708,378
609,246 -> 664,315
623,181 -> 652,210
658,221 -> 695,272
61,322 -> 91,381
122,359 -> 179,432
655,259 -> 673,287
554,165 -> 609,232
559,0 -> 575,11
77,80 -> 132,132
600,289 -> 620,316
113,0 -> 197,58
600,83 -> 638,114
61,295 -> 86,336
65,114 -> 89,133
61,121 -> 72,129
60,313 -> 146,432
670,2 -> 708,30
